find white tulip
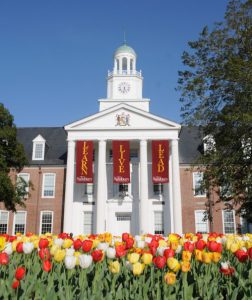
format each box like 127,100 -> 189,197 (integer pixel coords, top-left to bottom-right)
221,261 -> 229,270
23,242 -> 34,254
64,256 -> 77,270
157,247 -> 167,256
54,238 -> 64,247
175,245 -> 182,254
106,247 -> 116,259
97,242 -> 109,251
66,248 -> 75,256
145,237 -> 152,244
125,261 -> 132,271
136,240 -> 145,249
79,254 -> 93,269
3,243 -> 13,255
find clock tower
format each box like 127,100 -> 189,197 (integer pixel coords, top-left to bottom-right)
99,43 -> 150,112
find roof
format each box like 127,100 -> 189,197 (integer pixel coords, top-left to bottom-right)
114,43 -> 136,57
179,126 -> 203,164
17,127 -> 67,165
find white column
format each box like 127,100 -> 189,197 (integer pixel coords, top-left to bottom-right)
96,140 -> 107,233
63,140 -> 75,233
171,139 -> 183,234
139,140 -> 149,234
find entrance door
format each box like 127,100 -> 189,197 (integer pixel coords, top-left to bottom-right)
115,213 -> 131,235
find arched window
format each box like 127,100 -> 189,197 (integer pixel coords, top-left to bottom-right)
130,59 -> 133,71
122,57 -> 127,71
116,59 -> 120,71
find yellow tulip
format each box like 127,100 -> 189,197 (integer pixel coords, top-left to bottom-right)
164,272 -> 176,285
132,262 -> 145,276
202,252 -> 212,264
12,240 -> 18,252
141,253 -> 153,265
167,258 -> 180,272
128,253 -> 140,264
158,239 -> 167,248
62,239 -> 73,249
93,239 -> 100,249
0,237 -> 5,251
74,251 -> 81,266
170,241 -> 179,251
195,249 -> 203,262
54,249 -> 66,262
181,261 -> 191,273
212,252 -> 221,263
50,244 -> 60,256
182,250 -> 192,262
109,261 -> 120,274
230,242 -> 239,253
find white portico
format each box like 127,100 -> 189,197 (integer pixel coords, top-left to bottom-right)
64,43 -> 182,236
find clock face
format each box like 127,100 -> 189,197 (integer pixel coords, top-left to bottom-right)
118,82 -> 130,94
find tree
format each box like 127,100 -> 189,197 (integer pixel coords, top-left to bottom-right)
0,103 -> 28,210
177,0 -> 252,223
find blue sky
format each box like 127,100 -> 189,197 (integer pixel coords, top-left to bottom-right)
0,0 -> 228,127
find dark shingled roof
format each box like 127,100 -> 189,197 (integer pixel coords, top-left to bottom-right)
16,126 -> 203,166
17,127 -> 67,165
179,126 -> 203,164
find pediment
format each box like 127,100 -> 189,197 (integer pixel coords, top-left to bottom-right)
65,104 -> 180,131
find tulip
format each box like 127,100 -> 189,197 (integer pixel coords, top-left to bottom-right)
15,267 -> 26,280
109,260 -> 120,273
23,242 -> 34,254
149,246 -> 157,256
116,245 -> 127,257
235,249 -> 248,262
53,238 -> 64,247
164,248 -> 175,259
181,261 -> 191,272
82,240 -> 93,253
106,247 -> 116,259
91,249 -> 104,262
149,239 -> 159,249
0,236 -> 5,251
212,252 -> 221,263
128,253 -> 140,264
122,233 -> 130,242
79,254 -> 93,269
54,249 -> 66,262
39,238 -> 49,249
125,238 -> 134,249
202,252 -> 212,264
3,243 -> 13,255
141,253 -> 153,265
132,262 -> 145,276
136,240 -> 145,249
248,247 -> 252,260
43,260 -> 52,272
50,245 -> 60,256
157,247 -> 166,256
182,250 -> 192,262
66,248 -> 75,256
184,241 -> 195,252
16,242 -> 23,253
12,280 -> 20,289
220,261 -> 235,276
64,256 -> 77,269
230,242 -> 239,253
164,272 -> 176,285
73,239 -> 82,251
63,239 -> 73,249
0,252 -> 9,265
196,239 -> 206,250
153,256 -> 166,269
195,249 -> 203,262
97,242 -> 109,251
167,257 -> 180,272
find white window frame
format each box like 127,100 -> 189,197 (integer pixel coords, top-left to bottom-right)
17,173 -> 30,195
32,135 -> 46,160
153,183 -> 164,196
83,211 -> 93,235
195,210 -> 209,233
222,210 -> 236,234
42,173 -> 56,198
193,172 -> 206,197
39,211 -> 54,234
0,211 -> 9,234
13,211 -> 27,235
154,211 -> 164,235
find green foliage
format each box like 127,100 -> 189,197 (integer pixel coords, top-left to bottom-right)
0,103 -> 28,211
177,0 -> 252,221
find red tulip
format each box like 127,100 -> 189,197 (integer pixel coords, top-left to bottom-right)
149,239 -> 159,249
115,245 -> 127,257
15,267 -> 26,280
153,256 -> 166,269
196,239 -> 206,251
184,241 -> 195,252
82,240 -> 93,252
0,253 -> 9,265
39,238 -> 49,249
163,248 -> 175,259
149,246 -> 157,256
235,249 -> 248,262
39,248 -> 51,261
58,233 -> 69,239
91,249 -> 103,262
73,239 -> 82,251
9,236 -> 17,242
220,266 -> 235,276
248,247 -> 252,260
125,237 -> 134,249
16,242 -> 23,253
12,280 -> 20,289
43,260 -> 52,272
207,241 -> 222,253
122,233 -> 130,242
195,233 -> 203,240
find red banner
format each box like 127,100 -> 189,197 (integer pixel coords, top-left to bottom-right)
152,140 -> 169,183
113,141 -> 130,183
76,141 -> 93,183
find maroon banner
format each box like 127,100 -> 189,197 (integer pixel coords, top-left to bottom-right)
113,141 -> 130,183
152,140 -> 169,183
76,141 -> 93,183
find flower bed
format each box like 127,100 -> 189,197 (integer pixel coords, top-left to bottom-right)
0,232 -> 252,299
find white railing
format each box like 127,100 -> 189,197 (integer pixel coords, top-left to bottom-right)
107,70 -> 142,77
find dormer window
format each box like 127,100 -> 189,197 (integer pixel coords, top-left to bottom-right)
32,135 -> 46,160
203,134 -> 215,154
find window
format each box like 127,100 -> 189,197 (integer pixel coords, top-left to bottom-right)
223,210 -> 236,234
203,134 -> 215,154
85,183 -> 94,195
17,173 -> 30,196
122,57 -> 127,71
193,172 -> 206,197
154,211 -> 164,235
40,211 -> 53,234
84,212 -> 93,235
153,184 -> 164,195
42,173 -> 56,198
195,210 -> 208,233
130,149 -> 138,161
32,135 -> 46,160
116,213 -> 131,221
0,211 -> 9,234
13,211 -> 26,235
